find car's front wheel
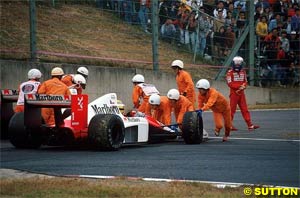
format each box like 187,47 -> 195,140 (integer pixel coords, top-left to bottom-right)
182,111 -> 203,144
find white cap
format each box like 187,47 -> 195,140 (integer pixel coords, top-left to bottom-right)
28,69 -> 42,79
73,74 -> 86,85
132,74 -> 145,83
149,94 -> 161,105
171,60 -> 184,69
77,67 -> 89,77
167,89 -> 180,100
51,67 -> 64,76
196,79 -> 210,89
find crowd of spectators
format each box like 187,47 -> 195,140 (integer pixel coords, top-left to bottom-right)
95,0 -> 300,87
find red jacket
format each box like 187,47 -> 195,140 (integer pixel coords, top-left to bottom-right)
226,69 -> 248,95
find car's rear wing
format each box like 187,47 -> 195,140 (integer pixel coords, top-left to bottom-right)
24,94 -> 88,130
1,89 -> 18,137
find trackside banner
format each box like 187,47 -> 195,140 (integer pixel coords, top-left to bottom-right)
71,95 -> 88,130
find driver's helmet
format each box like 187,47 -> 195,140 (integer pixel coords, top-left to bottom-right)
232,56 -> 244,72
117,100 -> 125,114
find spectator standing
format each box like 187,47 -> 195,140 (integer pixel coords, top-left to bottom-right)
291,8 -> 300,32
224,25 -> 235,56
195,79 -> 231,142
198,7 -> 212,56
268,13 -> 281,33
177,8 -> 190,47
213,26 -> 226,58
226,56 -> 260,131
158,0 -> 169,26
188,11 -> 198,52
15,69 -> 42,113
167,88 -> 194,126
289,31 -> 300,53
124,0 -> 133,24
138,0 -> 150,33
213,8 -> 226,33
171,59 -> 196,105
279,30 -> 290,53
131,74 -> 159,113
145,94 -> 172,125
38,67 -> 71,126
161,19 -> 176,43
213,1 -> 227,18
264,28 -> 281,85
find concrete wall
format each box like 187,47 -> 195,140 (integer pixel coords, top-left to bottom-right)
1,60 -> 299,110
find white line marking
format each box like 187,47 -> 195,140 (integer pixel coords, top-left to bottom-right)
71,174 -> 300,189
209,137 -> 300,142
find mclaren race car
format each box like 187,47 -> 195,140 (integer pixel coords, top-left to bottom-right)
2,90 -> 207,150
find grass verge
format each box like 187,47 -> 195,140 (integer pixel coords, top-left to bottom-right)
0,177 -> 248,198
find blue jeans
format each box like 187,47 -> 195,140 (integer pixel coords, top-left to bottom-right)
198,35 -> 207,56
138,5 -> 148,31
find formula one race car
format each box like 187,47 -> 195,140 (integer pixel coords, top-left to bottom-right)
3,90 -> 207,150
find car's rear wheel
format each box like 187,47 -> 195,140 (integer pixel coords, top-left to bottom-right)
182,111 -> 203,144
9,112 -> 42,149
88,114 -> 124,151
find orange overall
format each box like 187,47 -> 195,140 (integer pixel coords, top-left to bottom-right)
132,83 -> 159,113
145,96 -> 172,125
38,78 -> 71,126
176,70 -> 196,105
61,74 -> 74,87
198,88 -> 231,136
132,85 -> 148,112
172,95 -> 194,124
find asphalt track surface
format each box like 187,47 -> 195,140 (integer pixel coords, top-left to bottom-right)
1,109 -> 299,187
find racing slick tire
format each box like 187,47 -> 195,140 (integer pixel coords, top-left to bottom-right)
8,112 -> 42,149
182,111 -> 203,144
88,114 -> 125,151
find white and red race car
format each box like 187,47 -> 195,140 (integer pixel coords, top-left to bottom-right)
1,90 -> 208,150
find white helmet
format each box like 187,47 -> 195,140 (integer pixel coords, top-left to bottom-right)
233,56 -> 244,65
28,68 -> 42,79
149,94 -> 161,105
132,74 -> 145,83
167,89 -> 180,100
73,74 -> 86,85
171,60 -> 184,69
51,67 -> 64,76
196,79 -> 210,89
77,67 -> 89,77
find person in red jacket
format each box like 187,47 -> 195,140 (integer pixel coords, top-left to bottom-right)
145,94 -> 172,125
171,59 -> 196,106
167,88 -> 194,126
15,69 -> 42,113
196,79 -> 231,142
226,56 -> 260,131
131,74 -> 159,113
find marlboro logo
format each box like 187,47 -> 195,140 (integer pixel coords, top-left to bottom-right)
25,94 -> 71,101
91,104 -> 120,115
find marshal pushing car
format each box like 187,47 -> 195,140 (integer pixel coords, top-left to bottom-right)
3,90 -> 207,150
